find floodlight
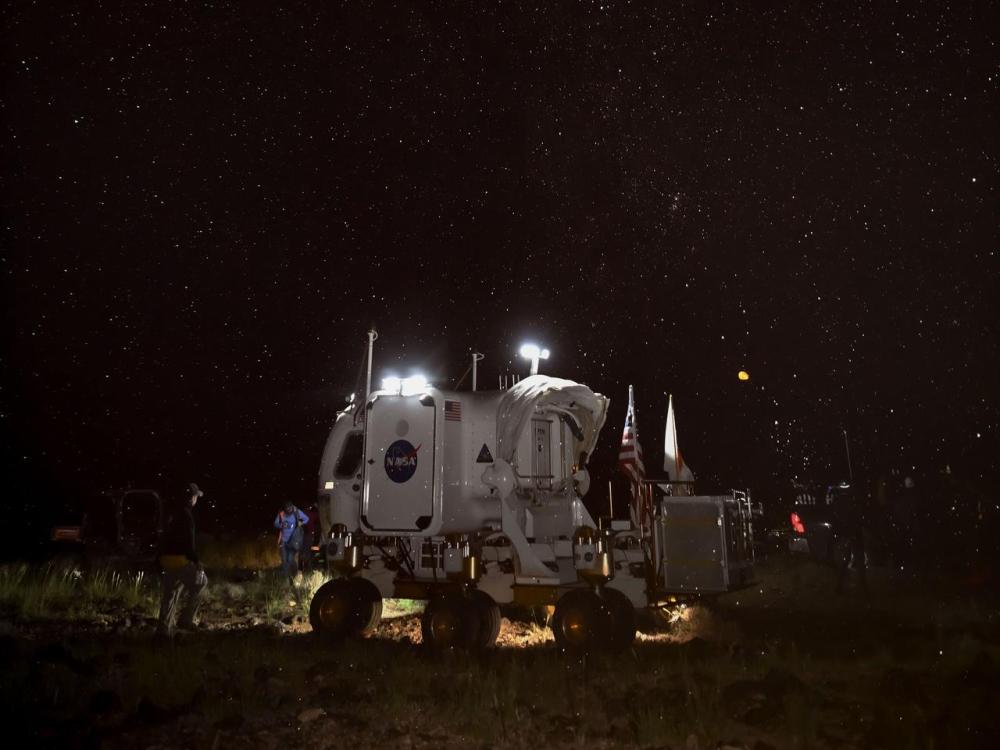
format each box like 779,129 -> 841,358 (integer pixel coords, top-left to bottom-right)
381,374 -> 428,395
519,342 -> 550,375
401,374 -> 429,395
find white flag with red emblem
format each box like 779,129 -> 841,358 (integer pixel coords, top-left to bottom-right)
664,394 -> 694,483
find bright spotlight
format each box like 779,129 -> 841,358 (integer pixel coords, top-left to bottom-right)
519,342 -> 550,375
381,374 -> 428,395
401,374 -> 428,395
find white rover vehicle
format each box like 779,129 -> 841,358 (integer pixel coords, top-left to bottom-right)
311,341 -> 755,651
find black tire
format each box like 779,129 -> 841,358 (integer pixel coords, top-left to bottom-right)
309,579 -> 356,639
469,589 -> 501,648
599,587 -> 636,651
348,577 -> 383,637
551,589 -> 611,652
421,593 -> 481,650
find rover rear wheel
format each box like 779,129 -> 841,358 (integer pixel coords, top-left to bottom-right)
421,592 -> 481,650
551,589 -> 611,653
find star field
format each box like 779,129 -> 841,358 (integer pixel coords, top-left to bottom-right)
3,2 -> 996,537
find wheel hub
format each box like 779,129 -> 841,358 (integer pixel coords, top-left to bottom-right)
561,610 -> 589,645
318,596 -> 349,628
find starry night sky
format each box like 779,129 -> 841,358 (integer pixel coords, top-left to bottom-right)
4,2 -> 997,544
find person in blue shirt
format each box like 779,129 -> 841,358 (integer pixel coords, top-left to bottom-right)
275,502 -> 309,581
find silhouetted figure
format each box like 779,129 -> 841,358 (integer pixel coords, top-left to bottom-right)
157,483 -> 208,635
889,474 -> 917,575
835,485 -> 868,594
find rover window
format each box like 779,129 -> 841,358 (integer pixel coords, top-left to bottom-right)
334,432 -> 364,478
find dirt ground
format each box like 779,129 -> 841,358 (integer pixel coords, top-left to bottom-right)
5,554 -> 999,749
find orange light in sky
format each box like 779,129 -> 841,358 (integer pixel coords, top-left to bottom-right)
738,370 -> 750,381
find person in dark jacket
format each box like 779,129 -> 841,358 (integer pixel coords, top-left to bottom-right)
157,483 -> 208,635
835,485 -> 868,594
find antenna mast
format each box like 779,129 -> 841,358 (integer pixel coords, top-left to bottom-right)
365,327 -> 378,399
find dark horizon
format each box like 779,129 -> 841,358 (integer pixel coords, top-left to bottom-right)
4,2 -> 997,552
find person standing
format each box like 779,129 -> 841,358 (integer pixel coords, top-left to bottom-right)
157,483 -> 208,635
274,502 -> 309,581
835,484 -> 868,594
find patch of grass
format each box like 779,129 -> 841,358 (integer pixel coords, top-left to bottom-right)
0,563 -> 156,621
383,598 -> 425,619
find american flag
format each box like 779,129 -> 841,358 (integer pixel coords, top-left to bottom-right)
618,384 -> 645,481
618,385 -> 651,530
444,400 -> 462,422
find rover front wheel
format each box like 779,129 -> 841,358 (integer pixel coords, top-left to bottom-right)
309,579 -> 356,640
348,577 -> 383,637
470,589 -> 501,648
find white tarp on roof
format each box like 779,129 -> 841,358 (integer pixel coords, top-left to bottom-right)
495,375 -> 609,464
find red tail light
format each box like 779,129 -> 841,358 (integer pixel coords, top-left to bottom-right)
790,512 -> 805,534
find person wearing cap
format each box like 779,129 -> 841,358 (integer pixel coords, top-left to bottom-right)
157,483 -> 208,635
274,501 -> 309,581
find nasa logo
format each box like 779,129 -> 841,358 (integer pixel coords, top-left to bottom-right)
384,439 -> 419,483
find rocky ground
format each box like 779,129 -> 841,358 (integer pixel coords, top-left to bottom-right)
5,555 -> 1000,749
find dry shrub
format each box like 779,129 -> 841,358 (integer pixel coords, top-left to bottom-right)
198,533 -> 280,570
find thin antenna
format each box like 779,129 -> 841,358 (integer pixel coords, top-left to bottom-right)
365,327 -> 378,399
843,429 -> 854,481
471,352 -> 485,391
608,480 -> 614,520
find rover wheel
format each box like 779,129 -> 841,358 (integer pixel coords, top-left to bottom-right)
309,579 -> 356,639
551,589 -> 611,653
470,589 -> 501,648
421,593 -> 481,650
599,587 -> 636,651
348,577 -> 383,637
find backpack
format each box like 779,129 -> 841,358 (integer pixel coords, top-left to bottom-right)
286,508 -> 305,551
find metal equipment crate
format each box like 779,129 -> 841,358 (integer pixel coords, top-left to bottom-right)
656,491 -> 755,594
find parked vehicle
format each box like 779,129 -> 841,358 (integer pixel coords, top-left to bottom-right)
787,481 -> 887,566
50,489 -> 163,563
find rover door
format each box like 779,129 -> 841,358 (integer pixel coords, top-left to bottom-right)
362,394 -> 436,531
